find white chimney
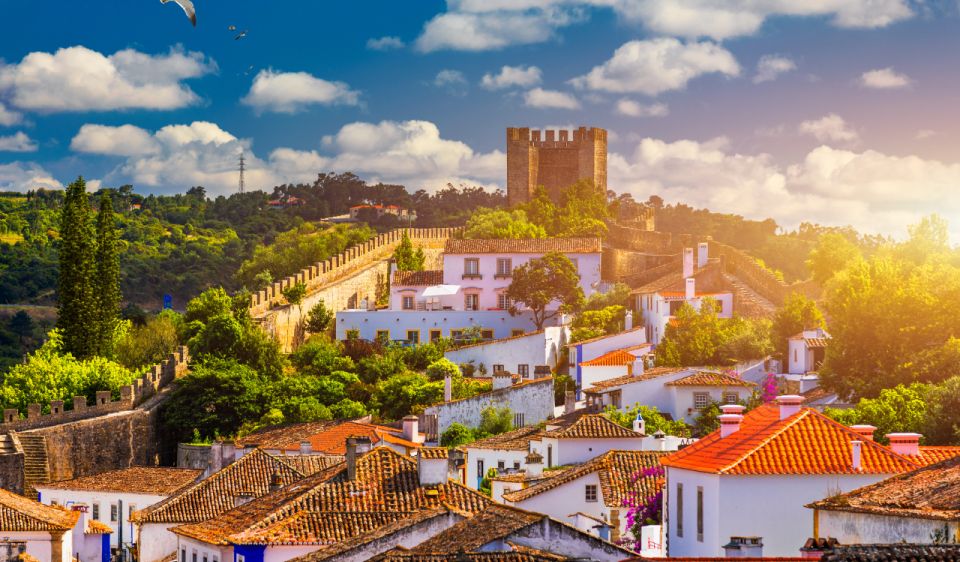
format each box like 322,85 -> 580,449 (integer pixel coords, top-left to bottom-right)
685,277 -> 696,301
444,374 -> 452,402
418,451 -> 448,487
719,414 -> 744,438
299,441 -> 312,455
564,390 -> 576,414
850,425 -> 877,442
402,415 -> 419,443
632,357 -> 645,377
525,450 -> 544,478
721,404 -> 746,416
887,433 -> 922,457
633,414 -> 646,435
624,309 -> 633,331
724,536 -> 764,558
851,440 -> 862,471
698,242 -> 709,269
493,372 -> 513,390
683,248 -> 694,279
776,395 -> 804,420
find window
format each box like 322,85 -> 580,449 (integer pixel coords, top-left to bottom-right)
693,392 -> 710,410
513,461 -> 521,470
517,364 -> 529,378
375,330 -> 390,344
237,555 -> 245,562
497,460 -> 505,471
496,258 -> 512,277
213,557 -> 219,562
697,486 -> 704,542
794,349 -> 798,363
477,459 -> 484,478
497,293 -> 511,310
585,484 -> 598,502
465,293 -> 479,311
129,504 -> 137,518
511,329 -> 525,337
406,330 -> 419,344
493,364 -> 504,373
110,504 -> 118,522
192,551 -> 197,562
723,392 -> 738,405
514,412 -> 525,427
463,258 -> 480,278
481,329 -> 494,340
203,556 -> 208,562
50,499 -> 59,506
402,295 -> 414,310
676,483 -> 684,538
430,329 -> 442,342
547,445 -> 553,467
92,503 -> 100,521
181,550 -> 186,562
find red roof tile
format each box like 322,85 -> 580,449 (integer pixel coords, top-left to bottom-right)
545,414 -> 643,439
580,349 -> 639,367
918,446 -> 960,467
583,368 -> 687,392
664,372 -> 756,388
238,421 -> 419,455
0,488 -> 78,531
392,270 -> 444,286
39,467 -> 202,495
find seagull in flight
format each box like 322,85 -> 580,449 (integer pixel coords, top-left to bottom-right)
235,30 -> 248,40
160,0 -> 196,26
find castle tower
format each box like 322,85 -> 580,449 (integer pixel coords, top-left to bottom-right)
506,126 -> 607,207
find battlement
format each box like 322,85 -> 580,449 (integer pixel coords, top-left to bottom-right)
0,346 -> 190,433
507,126 -> 607,146
506,126 -> 607,207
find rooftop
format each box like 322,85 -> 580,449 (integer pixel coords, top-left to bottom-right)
918,446 -> 960,467
38,467 -> 202,496
370,545 -> 567,561
443,238 -> 602,255
571,326 -> 646,347
544,414 -> 643,440
661,403 -> 921,475
664,371 -> 756,388
580,349 -> 640,367
0,487 -> 78,532
236,420 -> 418,455
464,426 -> 543,452
821,545 -> 960,562
584,367 -> 688,392
393,270 -> 444,286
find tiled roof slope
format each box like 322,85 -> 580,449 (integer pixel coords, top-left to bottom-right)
661,404 -> 921,475
820,545 -> 960,562
917,446 -> 960,467
580,349 -> 638,367
545,414 -> 642,439
584,367 -> 686,391
172,447 -> 490,546
0,488 -> 78,531
444,238 -> 601,255
132,449 -> 313,524
664,372 -> 756,388
85,520 -> 114,534
418,447 -> 448,460
503,450 -> 666,504
410,504 -> 542,553
238,420 -> 417,455
808,454 -> 960,520
236,421 -> 340,448
39,467 -> 202,495
464,426 -> 542,451
275,455 -> 343,476
393,270 -> 443,286
370,546 -> 567,562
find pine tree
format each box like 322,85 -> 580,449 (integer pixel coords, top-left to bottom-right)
57,177 -> 97,358
94,192 -> 121,357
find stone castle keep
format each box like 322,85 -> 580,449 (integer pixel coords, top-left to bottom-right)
506,126 -> 608,207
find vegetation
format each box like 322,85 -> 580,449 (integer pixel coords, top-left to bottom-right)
93,193 -> 121,357
770,293 -> 824,360
604,404 -> 690,437
463,208 -> 547,239
438,406 -> 514,447
505,252 -> 585,330
655,299 -> 772,367
393,231 -> 425,271
57,178 -> 98,358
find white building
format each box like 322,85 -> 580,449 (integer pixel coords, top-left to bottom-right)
584,368 -> 756,425
787,328 -> 831,374
660,397 -> 923,557
568,325 -> 652,395
443,326 -> 569,377
36,467 -> 202,550
0,487 -> 84,562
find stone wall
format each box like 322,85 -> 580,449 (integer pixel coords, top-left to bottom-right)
602,247 -> 677,285
506,127 -> 607,206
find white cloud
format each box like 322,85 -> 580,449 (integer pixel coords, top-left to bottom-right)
615,98 -> 669,117
241,69 -> 360,114
0,132 -> 37,152
860,67 -> 912,89
415,8 -> 583,52
366,36 -> 405,51
0,102 -> 21,126
0,162 -> 61,192
570,38 -> 740,95
916,129 -> 937,140
480,65 -> 542,90
0,45 -> 214,112
524,88 -> 581,109
71,124 -> 160,157
433,69 -> 469,95
753,55 -> 796,83
798,113 -> 859,144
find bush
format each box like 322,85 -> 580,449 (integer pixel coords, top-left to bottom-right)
305,300 -> 334,334
440,423 -> 475,447
426,358 -> 461,381
115,312 -> 180,370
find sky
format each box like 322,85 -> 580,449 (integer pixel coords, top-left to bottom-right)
2,0 -> 960,238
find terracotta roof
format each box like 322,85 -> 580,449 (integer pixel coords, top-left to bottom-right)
39,467 -> 202,495
464,426 -> 542,452
237,420 -> 418,455
409,504 -> 542,554
132,449 -> 315,525
664,372 -> 756,388
370,546 -> 567,562
172,447 -> 490,546
584,367 -> 688,392
449,329 -> 545,351
631,262 -> 727,296
805,338 -> 830,348
571,326 -> 646,347
821,545 -> 960,562
444,238 -> 601,255
0,488 -> 78,531
393,270 -> 443,286
85,520 -> 114,534
661,403 -> 921,476
418,447 -> 449,460
275,455 -> 344,476
918,446 -> 960,467
503,450 -> 666,504
236,421 -> 341,448
580,349 -> 639,367
808,454 -> 960,520
627,558 -> 807,561
545,414 -> 643,439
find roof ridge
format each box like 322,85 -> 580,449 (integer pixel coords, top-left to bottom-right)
717,406 -> 811,474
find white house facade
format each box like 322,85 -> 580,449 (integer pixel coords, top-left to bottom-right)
443,326 -> 569,377
787,328 -> 831,374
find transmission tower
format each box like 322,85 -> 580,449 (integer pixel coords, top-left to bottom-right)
238,152 -> 246,194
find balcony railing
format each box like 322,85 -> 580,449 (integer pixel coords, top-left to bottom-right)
462,273 -> 482,280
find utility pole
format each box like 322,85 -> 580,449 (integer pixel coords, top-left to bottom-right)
238,152 -> 246,194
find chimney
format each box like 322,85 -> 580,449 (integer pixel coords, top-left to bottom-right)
402,415 -> 419,443
345,436 -> 372,481
633,414 -> 646,435
719,413 -> 744,438
209,441 -> 223,476
721,404 -> 746,415
724,536 -> 764,558
525,450 -> 544,478
564,390 -> 576,414
850,425 -> 876,442
851,440 -> 862,471
887,433 -> 922,457
776,395 -> 804,420
624,310 -> 633,331
299,441 -> 312,455
493,372 -> 513,390
800,537 -> 840,559
698,242 -> 709,269
685,277 -> 695,301
444,374 -> 452,402
418,451 -> 448,487
269,470 -> 283,493
683,248 -> 694,279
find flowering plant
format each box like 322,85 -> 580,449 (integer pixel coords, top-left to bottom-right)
620,466 -> 665,550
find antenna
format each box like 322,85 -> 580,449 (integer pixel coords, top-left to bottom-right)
238,152 -> 246,194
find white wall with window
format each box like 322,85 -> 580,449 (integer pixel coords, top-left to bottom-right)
443,327 -> 570,377
668,385 -> 755,425
337,310 -> 547,342
532,436 -> 644,467
36,488 -> 168,548
464,447 -> 530,490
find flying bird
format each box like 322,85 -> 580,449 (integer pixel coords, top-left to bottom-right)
160,0 -> 196,26
228,25 -> 236,31
235,30 -> 248,40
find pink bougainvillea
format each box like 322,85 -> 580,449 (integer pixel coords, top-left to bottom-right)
620,466 -> 665,550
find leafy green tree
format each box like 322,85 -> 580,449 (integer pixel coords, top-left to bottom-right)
282,282 -> 307,310
290,337 -> 355,377
463,208 -> 546,239
393,231 -> 425,271
115,312 -> 180,370
331,398 -> 367,419
477,406 -> 513,437
8,311 -> 34,346
505,252 -> 584,330
479,467 -> 498,496
372,371 -> 442,420
305,300 -> 333,334
771,293 -> 824,359
571,305 -> 625,342
806,232 -> 862,286
656,300 -> 771,367
93,192 -> 122,357
58,177 -> 97,358
553,179 -> 610,237
440,423 -> 475,447
921,378 -> 960,444
425,357 -> 461,381
604,404 -> 690,437
826,383 -> 930,443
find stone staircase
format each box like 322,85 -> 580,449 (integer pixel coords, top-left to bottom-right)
0,434 -> 16,456
724,273 -> 778,318
19,433 -> 49,499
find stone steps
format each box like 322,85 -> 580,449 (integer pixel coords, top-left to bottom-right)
724,273 -> 778,318
19,434 -> 49,500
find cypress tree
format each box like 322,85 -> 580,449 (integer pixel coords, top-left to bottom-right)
94,192 -> 121,357
57,177 -> 96,358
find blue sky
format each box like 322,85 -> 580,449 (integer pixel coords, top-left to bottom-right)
2,0 -> 960,236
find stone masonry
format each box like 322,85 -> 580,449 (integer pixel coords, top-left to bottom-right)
506,126 -> 607,207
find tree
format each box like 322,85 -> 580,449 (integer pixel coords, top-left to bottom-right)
656,300 -> 771,367
477,406 -> 513,437
8,311 -> 34,347
463,208 -> 546,239
505,252 -> 584,330
57,177 -> 97,358
393,231 -> 425,271
305,300 -> 333,334
93,192 -> 122,357
922,377 -> 960,445
771,293 -> 824,360
806,232 -> 862,286
114,312 -> 180,370
571,305 -> 625,342
825,383 -> 930,443
372,372 -> 442,420
440,423 -> 475,447
604,404 -> 690,437
282,282 -> 307,311
425,358 -> 460,381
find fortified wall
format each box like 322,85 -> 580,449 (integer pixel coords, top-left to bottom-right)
506,127 -> 607,207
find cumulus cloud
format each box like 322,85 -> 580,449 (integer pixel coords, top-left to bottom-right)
798,113 -> 859,144
570,38 -> 740,95
753,55 -> 796,83
241,69 -> 360,113
0,45 -> 214,112
0,161 -> 61,192
615,99 -> 668,117
0,102 -> 21,126
524,88 -> 580,110
415,7 -> 583,52
480,65 -> 542,90
71,124 -> 160,157
0,132 -> 37,152
860,67 -> 912,89
433,69 -> 469,95
366,36 -> 405,50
